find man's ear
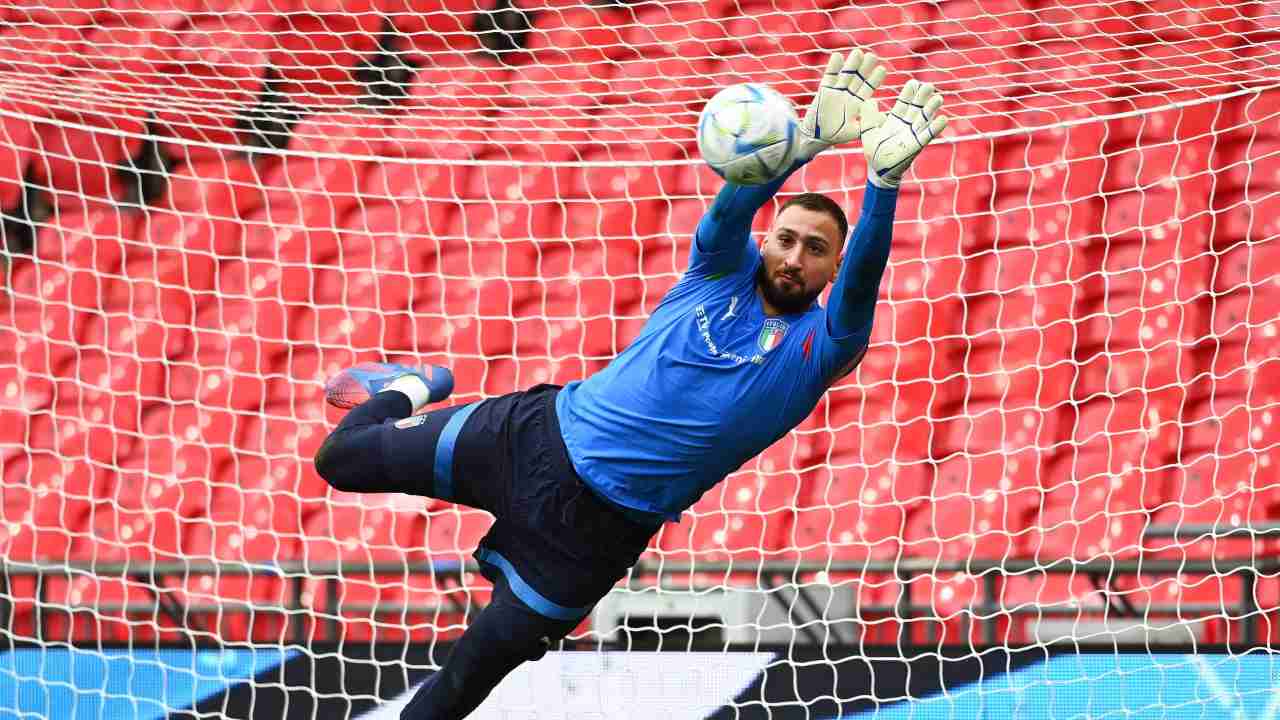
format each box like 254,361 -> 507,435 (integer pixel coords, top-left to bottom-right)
831,253 -> 842,282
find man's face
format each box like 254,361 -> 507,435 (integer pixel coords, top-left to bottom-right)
755,205 -> 843,315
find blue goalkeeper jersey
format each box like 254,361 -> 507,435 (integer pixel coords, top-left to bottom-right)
555,174 -> 898,523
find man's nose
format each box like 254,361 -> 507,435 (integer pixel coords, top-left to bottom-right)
782,245 -> 805,266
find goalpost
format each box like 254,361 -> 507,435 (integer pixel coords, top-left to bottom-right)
0,0 -> 1278,717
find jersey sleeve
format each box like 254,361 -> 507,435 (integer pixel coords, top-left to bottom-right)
686,160 -> 805,279
815,183 -> 900,382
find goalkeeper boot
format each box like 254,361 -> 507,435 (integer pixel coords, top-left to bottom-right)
324,362 -> 454,411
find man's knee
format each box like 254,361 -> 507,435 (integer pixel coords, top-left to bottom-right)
313,430 -> 364,492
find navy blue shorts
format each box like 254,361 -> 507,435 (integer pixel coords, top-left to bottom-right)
381,384 -> 658,620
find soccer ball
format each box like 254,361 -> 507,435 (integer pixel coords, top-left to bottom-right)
697,83 -> 800,186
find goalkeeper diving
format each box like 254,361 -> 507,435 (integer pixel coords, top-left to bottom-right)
313,50 -> 947,720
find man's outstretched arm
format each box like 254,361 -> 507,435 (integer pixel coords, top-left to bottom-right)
827,80 -> 949,342
690,164 -> 802,276
825,183 -> 898,342
690,49 -> 886,277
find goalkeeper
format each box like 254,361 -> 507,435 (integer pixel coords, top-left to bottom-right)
313,51 -> 947,720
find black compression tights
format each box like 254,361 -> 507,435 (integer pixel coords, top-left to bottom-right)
313,391 -> 413,494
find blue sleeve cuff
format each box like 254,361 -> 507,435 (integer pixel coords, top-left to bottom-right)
862,182 -> 899,218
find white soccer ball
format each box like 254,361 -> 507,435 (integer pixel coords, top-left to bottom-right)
697,83 -> 800,186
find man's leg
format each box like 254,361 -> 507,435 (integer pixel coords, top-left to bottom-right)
400,575 -> 582,720
314,390 -> 415,494
313,363 -> 459,496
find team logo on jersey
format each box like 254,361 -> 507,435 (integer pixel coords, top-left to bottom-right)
394,415 -> 428,430
757,319 -> 788,353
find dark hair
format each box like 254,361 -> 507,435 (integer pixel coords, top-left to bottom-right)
777,193 -> 849,247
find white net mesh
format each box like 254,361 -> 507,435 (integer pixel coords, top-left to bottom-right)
1,0 -> 1279,716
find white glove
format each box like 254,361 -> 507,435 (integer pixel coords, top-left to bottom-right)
794,49 -> 887,162
859,79 -> 948,188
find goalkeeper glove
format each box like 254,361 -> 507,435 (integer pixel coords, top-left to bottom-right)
859,79 -> 948,189
795,49 -> 887,163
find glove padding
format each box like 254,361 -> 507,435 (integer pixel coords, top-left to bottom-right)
795,49 -> 887,162
860,79 -> 949,189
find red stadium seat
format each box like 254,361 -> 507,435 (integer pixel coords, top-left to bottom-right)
482,356 -> 580,394
660,471 -> 797,563
386,102 -> 491,161
28,78 -> 148,204
48,346 -> 162,436
290,111 -> 391,158
1218,137 -> 1280,194
1073,289 -> 1203,348
136,401 -> 233,469
992,94 -> 1110,201
361,161 -> 468,218
404,60 -> 509,114
917,452 -> 1042,560
382,0 -> 477,52
0,112 -> 34,209
0,361 -> 57,431
987,193 -> 1102,251
258,159 -> 370,240
185,273 -> 282,369
602,54 -> 717,109
0,453 -> 96,559
33,205 -> 134,273
302,503 -> 421,563
1074,343 -> 1196,401
193,486 -> 303,562
1029,0 -> 1141,41
1013,38 -> 1133,97
270,10 -> 380,99
1102,138 -> 1216,196
624,2 -> 735,58
1027,494 -> 1151,562
73,16 -> 181,77
928,0 -> 1035,48
439,210 -> 547,275
112,451 -> 213,520
153,18 -> 275,156
461,150 -> 571,203
1060,394 -> 1182,463
503,62 -> 611,110
905,49 -> 1020,137
0,24 -> 82,78
933,400 -> 1060,457
2,0 -> 105,25
156,158 -> 268,221
794,462 -> 924,563
707,46 -> 814,103
6,302 -> 78,350
1179,396 -> 1280,464
1127,38 -> 1241,96
1212,237 -> 1280,294
425,506 -> 492,560
7,255 -> 111,314
1211,189 -> 1280,249
961,318 -> 1078,410
237,404 -> 327,461
1109,96 -> 1221,144
1149,493 -> 1270,562
566,146 -> 679,200
70,502 -> 187,562
525,4 -> 632,64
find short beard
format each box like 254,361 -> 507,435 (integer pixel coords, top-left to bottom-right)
755,263 -> 820,315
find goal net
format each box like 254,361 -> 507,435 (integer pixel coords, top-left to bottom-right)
0,0 -> 1278,717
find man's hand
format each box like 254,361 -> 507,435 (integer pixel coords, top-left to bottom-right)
795,49 -> 887,163
859,79 -> 948,189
